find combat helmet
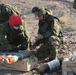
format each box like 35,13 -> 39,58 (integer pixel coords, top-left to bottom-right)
32,7 -> 53,16
8,14 -> 22,27
32,7 -> 47,16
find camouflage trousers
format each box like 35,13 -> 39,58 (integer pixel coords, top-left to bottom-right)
35,36 -> 62,61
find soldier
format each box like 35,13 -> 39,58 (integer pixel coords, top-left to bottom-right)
0,14 -> 29,52
73,0 -> 76,10
0,3 -> 21,24
31,7 -> 63,61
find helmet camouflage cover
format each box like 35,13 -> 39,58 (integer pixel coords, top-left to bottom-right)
32,7 -> 53,16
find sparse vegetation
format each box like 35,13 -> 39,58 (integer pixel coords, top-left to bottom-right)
59,14 -> 68,24
0,0 -> 76,75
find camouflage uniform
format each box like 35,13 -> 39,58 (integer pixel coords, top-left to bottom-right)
0,4 -> 20,23
73,0 -> 76,9
0,20 -> 29,52
32,7 -> 63,61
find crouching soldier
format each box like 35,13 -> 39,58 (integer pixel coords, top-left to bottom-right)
0,14 -> 30,52
31,7 -> 63,61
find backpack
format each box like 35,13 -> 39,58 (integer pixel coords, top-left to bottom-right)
0,4 -> 21,22
45,8 -> 53,15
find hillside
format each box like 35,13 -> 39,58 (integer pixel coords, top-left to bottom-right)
0,0 -> 76,75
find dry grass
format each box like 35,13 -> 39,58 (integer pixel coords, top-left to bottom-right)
59,11 -> 68,24
53,2 -> 60,8
59,15 -> 68,24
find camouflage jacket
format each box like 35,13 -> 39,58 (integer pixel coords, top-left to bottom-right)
0,4 -> 21,23
0,20 -> 29,51
37,14 -> 63,43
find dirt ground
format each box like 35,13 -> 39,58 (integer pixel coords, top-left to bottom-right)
0,0 -> 76,75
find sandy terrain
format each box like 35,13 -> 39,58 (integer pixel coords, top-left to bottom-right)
0,0 -> 76,75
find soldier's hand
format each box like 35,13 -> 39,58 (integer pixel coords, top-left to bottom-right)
35,34 -> 43,41
30,44 -> 36,50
